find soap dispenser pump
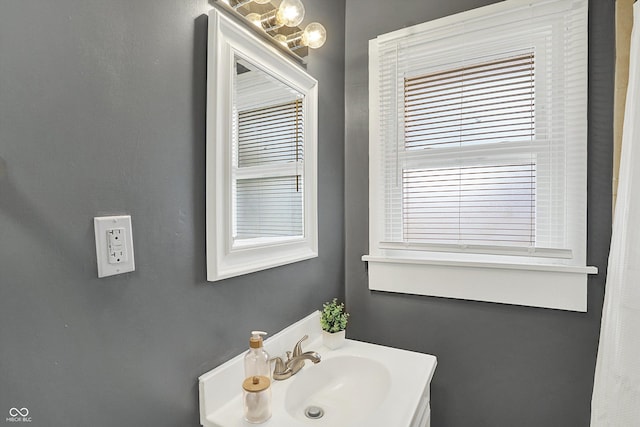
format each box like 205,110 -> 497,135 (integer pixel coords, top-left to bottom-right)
244,331 -> 270,378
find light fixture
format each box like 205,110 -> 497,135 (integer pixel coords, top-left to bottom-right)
243,0 -> 304,32
300,22 -> 326,49
245,12 -> 264,27
214,0 -> 326,61
220,0 -> 271,7
232,0 -> 271,8
276,22 -> 326,51
275,0 -> 305,27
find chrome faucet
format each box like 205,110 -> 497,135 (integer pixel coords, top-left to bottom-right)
271,335 -> 321,380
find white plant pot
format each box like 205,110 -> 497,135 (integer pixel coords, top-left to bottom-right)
322,330 -> 346,350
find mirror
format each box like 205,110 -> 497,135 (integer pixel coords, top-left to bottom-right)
233,57 -> 305,244
206,8 -> 318,281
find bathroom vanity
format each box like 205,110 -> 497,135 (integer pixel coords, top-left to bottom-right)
198,312 -> 437,427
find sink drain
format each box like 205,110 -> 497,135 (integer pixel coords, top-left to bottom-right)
304,406 -> 324,419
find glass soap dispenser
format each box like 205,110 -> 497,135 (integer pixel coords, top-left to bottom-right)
242,375 -> 272,423
244,331 -> 270,378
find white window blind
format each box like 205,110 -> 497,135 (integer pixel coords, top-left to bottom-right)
373,0 -> 588,260
403,163 -> 536,246
401,53 -> 536,247
404,53 -> 535,151
237,100 -> 304,167
234,99 -> 304,241
236,176 -> 303,239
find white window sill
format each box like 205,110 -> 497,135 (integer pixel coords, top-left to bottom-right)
362,255 -> 598,312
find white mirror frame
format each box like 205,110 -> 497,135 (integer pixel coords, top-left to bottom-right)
206,8 -> 319,281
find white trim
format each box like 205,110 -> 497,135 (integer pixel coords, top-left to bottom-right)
206,9 -> 318,281
233,160 -> 303,179
375,0 -> 574,44
378,242 -> 574,259
365,257 -> 594,312
363,255 -> 597,274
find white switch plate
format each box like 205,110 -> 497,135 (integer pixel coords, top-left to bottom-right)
94,215 -> 135,278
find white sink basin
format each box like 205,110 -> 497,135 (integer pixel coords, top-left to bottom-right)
284,355 -> 392,425
199,311 -> 437,427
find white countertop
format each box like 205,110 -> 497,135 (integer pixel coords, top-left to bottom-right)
199,311 -> 437,427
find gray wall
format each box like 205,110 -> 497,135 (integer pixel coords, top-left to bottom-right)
344,0 -> 613,426
0,1 -> 344,426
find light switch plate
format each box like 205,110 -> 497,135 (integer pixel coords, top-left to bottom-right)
94,215 -> 135,278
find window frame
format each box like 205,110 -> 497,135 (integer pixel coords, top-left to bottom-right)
364,0 -> 597,311
206,8 -> 318,281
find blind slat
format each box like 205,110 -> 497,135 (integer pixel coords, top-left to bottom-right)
235,176 -> 304,239
237,99 -> 303,168
234,98 -> 304,240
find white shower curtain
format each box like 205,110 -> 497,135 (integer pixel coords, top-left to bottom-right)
591,3 -> 640,425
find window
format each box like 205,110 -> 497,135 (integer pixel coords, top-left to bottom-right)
234,67 -> 305,244
206,9 -> 318,281
399,53 -> 538,249
365,0 -> 596,311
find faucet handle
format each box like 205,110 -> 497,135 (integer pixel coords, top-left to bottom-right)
293,335 -> 309,357
269,356 -> 286,376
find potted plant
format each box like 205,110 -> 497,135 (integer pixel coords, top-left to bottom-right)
320,298 -> 349,349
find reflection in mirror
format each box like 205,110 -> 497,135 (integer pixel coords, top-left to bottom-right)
232,57 -> 305,246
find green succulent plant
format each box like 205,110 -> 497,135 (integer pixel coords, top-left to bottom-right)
320,298 -> 349,333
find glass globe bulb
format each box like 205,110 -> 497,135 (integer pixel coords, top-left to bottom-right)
276,0 -> 305,27
302,22 -> 326,49
246,12 -> 263,28
273,34 -> 288,47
